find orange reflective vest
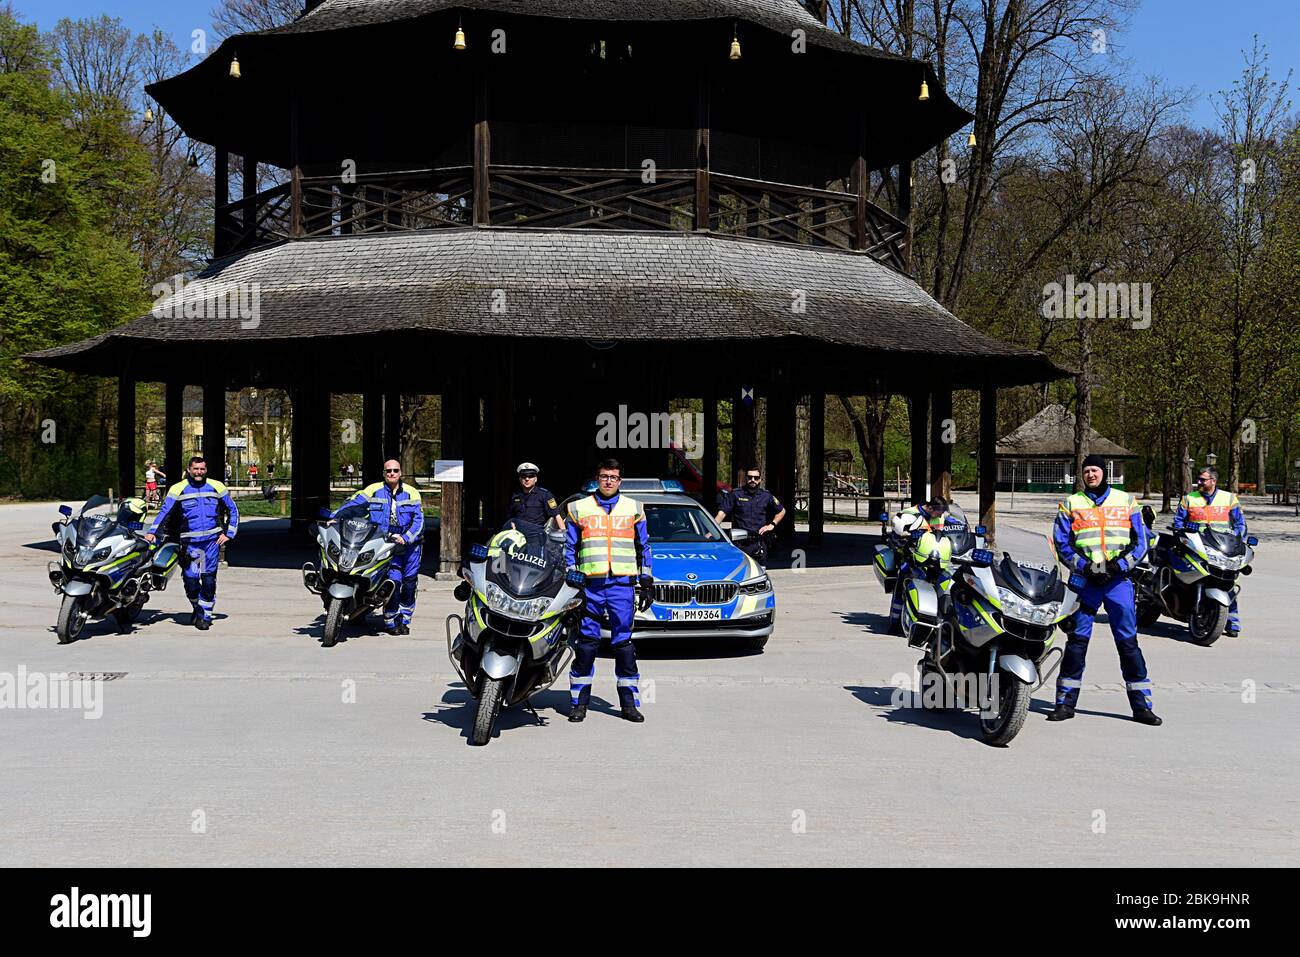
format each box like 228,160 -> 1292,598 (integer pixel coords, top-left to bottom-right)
1060,487 -> 1137,563
1180,489 -> 1239,531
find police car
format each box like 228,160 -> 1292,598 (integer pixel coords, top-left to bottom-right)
574,479 -> 776,649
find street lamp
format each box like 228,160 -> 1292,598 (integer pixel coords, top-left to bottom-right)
1206,452 -> 1218,467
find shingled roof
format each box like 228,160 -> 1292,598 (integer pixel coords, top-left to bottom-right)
27,227 -> 1065,384
996,405 -> 1137,459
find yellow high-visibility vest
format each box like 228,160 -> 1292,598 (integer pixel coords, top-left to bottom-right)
567,494 -> 642,577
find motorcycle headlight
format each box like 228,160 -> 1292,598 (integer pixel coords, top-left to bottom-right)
339,547 -> 359,571
997,587 -> 1059,625
326,542 -> 341,561
356,550 -> 375,567
485,582 -> 550,620
1211,554 -> 1244,571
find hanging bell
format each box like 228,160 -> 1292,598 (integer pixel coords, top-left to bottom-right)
143,106 -> 154,124
919,79 -> 930,101
187,151 -> 199,168
229,54 -> 241,79
968,131 -> 977,147
454,20 -> 466,50
729,31 -> 742,60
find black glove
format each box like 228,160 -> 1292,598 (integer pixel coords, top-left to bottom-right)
1086,559 -> 1111,585
637,575 -> 654,612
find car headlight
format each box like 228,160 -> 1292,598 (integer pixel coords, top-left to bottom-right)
485,582 -> 550,620
739,577 -> 772,595
996,587 -> 1060,625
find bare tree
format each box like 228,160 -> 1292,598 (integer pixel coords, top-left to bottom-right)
210,0 -> 304,39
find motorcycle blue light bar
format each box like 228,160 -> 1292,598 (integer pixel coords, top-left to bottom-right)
565,570 -> 586,587
974,525 -> 987,536
972,549 -> 994,565
879,512 -> 889,522
1247,535 -> 1258,546
470,543 -> 489,562
661,479 -> 684,492
582,480 -> 598,493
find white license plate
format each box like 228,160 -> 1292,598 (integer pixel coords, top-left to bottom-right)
669,608 -> 723,622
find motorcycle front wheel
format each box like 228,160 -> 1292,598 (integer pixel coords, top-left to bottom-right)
979,674 -> 1031,746
56,593 -> 87,644
471,675 -> 505,746
321,598 -> 345,648
1188,600 -> 1228,646
1135,598 -> 1162,628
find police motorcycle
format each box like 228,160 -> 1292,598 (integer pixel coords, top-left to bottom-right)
302,502 -> 400,647
48,496 -> 180,643
894,505 -> 1073,746
1132,506 -> 1257,646
447,520 -> 583,746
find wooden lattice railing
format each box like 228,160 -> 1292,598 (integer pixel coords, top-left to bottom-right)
216,164 -> 910,272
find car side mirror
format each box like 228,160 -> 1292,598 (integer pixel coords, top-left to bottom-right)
730,528 -> 749,543
59,505 -> 73,517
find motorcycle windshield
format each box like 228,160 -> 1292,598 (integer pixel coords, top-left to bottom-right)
936,503 -> 975,555
334,503 -> 378,548
995,555 -> 1064,602
486,520 -> 565,598
1201,527 -> 1246,558
76,496 -> 119,546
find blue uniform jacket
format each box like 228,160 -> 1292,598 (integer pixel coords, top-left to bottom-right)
149,478 -> 239,541
336,481 -> 424,544
718,486 -> 782,533
564,492 -> 652,578
1053,484 -> 1147,574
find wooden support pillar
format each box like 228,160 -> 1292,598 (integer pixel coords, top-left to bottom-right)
473,64 -> 491,225
695,66 -> 711,231
164,380 -> 184,489
702,381 -> 718,512
732,385 -> 756,488
214,147 -> 230,257
241,154 -> 258,248
202,368 -> 226,491
362,388 -> 383,483
291,371 -> 329,530
767,383 -> 797,548
979,385 -> 998,546
383,385 -> 401,462
289,91 -> 303,238
117,370 -> 136,500
909,391 -> 928,505
440,377 -> 465,574
809,391 -> 825,546
488,346 -> 516,526
930,387 -> 953,502
897,160 -> 913,274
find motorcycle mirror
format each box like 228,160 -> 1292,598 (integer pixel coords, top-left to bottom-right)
51,522 -> 61,535
317,507 -> 333,519
59,505 -> 73,517
1141,505 -> 1155,528
1247,535 -> 1258,546
453,581 -> 471,601
878,512 -> 889,522
469,543 -> 489,563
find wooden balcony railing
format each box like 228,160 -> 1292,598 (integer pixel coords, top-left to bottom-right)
216,164 -> 911,273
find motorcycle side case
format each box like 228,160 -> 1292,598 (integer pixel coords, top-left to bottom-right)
150,542 -> 180,577
873,545 -> 897,592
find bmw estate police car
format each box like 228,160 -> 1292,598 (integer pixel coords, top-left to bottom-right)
577,479 -> 776,649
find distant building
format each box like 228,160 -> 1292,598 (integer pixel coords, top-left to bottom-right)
996,405 -> 1136,491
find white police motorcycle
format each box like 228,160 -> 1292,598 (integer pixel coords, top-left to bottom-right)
447,520 -> 583,746
302,503 -> 401,647
49,496 -> 179,643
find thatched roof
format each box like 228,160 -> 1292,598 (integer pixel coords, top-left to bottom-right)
996,404 -> 1136,459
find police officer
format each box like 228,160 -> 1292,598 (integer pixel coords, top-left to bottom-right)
887,497 -> 949,627
1050,454 -> 1161,725
565,458 -> 653,724
507,462 -> 562,528
336,459 -> 424,634
144,455 -> 239,631
1176,466 -> 1247,636
714,467 -> 785,566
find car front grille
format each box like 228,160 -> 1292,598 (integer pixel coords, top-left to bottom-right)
654,582 -> 738,605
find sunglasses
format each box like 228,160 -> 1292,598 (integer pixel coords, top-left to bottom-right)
746,475 -> 761,481
384,468 -> 401,473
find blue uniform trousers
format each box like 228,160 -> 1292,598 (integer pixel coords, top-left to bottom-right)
384,544 -> 421,630
1056,575 -> 1153,712
182,536 -> 222,622
570,576 -> 640,709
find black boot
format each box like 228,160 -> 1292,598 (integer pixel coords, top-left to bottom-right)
621,705 -> 645,723
568,704 -> 587,723
1046,705 -> 1075,722
194,617 -> 211,631
397,623 -> 410,635
1132,709 -> 1163,726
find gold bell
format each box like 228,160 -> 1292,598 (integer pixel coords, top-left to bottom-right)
454,19 -> 466,50
968,131 -> 977,147
730,28 -> 741,60
919,79 -> 930,101
229,54 -> 241,79
143,106 -> 154,124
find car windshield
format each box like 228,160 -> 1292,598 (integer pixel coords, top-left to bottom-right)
645,503 -> 724,543
76,495 -> 119,546
487,520 -> 565,597
334,502 -> 378,548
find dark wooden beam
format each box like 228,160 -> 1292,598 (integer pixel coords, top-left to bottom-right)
930,387 -> 953,502
695,66 -> 711,231
289,91 -> 303,238
473,65 -> 491,225
702,380 -> 718,512
383,385 -> 401,462
214,147 -> 230,256
897,160 -> 913,273
202,366 -> 226,493
117,369 -> 136,500
809,391 -> 824,546
909,390 -> 928,505
979,385 -> 998,546
732,385 -> 756,488
164,380 -> 184,491
362,388 -> 383,483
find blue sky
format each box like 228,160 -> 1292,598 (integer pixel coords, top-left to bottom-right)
15,0 -> 1300,128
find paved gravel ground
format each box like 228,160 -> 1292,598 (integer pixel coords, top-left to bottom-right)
1,493 -> 1296,866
